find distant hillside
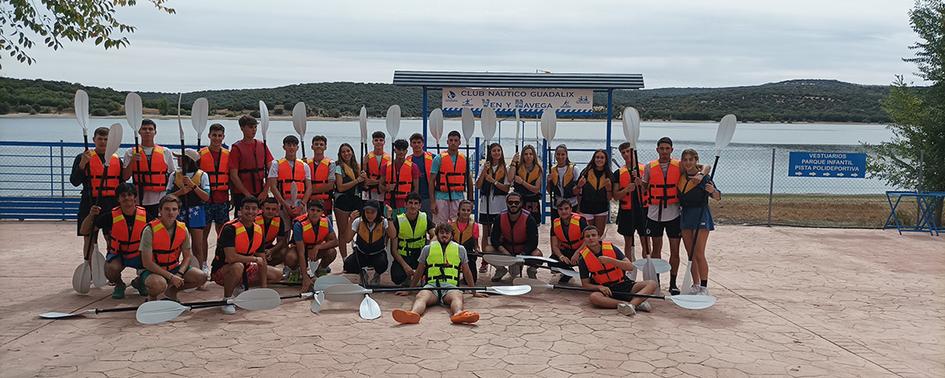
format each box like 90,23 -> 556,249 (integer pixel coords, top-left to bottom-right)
0,77 -> 894,123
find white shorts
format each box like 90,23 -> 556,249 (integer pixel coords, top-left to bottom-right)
435,199 -> 461,224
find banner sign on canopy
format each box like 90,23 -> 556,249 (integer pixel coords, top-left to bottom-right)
789,152 -> 867,178
441,87 -> 593,114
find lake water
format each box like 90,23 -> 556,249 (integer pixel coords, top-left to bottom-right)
0,117 -> 901,195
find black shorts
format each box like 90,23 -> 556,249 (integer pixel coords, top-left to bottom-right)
333,194 -> 362,212
606,280 -> 637,301
644,217 -> 681,239
616,209 -> 647,237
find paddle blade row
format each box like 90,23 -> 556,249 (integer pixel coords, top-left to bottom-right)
481,107 -> 497,141
292,102 -> 307,137
124,92 -> 143,132
74,90 -> 89,132
429,108 -> 444,142
386,105 -> 401,138
191,97 -> 209,134
461,107 -> 474,142
540,110 -> 556,141
359,106 -> 368,143
259,101 -> 270,138
716,114 -> 737,152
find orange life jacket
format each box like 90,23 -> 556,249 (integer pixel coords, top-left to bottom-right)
385,159 -> 415,202
365,152 -> 390,193
308,157 -> 333,202
86,151 -> 122,198
223,219 -> 263,257
451,220 -> 476,249
109,206 -> 147,259
131,145 -> 170,192
648,159 -> 681,207
617,163 -> 649,210
276,158 -> 306,199
514,163 -> 541,194
548,163 -> 576,198
552,214 -> 584,251
498,211 -> 529,254
198,147 -> 230,192
481,162 -> 508,196
255,215 -> 282,245
149,219 -> 187,271
354,219 -> 386,254
295,214 -> 331,248
579,242 -> 625,285
437,152 -> 467,193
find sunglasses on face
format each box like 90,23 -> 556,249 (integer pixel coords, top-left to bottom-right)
507,201 -> 521,205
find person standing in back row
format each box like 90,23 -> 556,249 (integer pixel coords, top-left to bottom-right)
72,127 -> 122,259
409,133 -> 435,213
429,131 -> 473,224
362,131 -> 389,202
199,123 -> 231,274
122,119 -> 175,221
229,115 -> 273,209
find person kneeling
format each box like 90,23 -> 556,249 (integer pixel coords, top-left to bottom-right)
578,226 -> 657,316
140,195 -> 208,301
393,223 -> 485,325
293,200 -> 339,291
210,197 -> 283,314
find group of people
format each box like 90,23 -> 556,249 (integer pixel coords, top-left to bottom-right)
71,113 -> 721,322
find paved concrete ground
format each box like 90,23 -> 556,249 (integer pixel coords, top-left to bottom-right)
0,222 -> 942,377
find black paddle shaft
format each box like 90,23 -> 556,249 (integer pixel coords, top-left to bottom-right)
550,284 -> 666,300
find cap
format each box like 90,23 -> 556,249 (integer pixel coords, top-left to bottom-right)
173,148 -> 201,163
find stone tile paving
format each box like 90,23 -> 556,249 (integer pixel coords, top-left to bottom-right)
0,222 -> 941,377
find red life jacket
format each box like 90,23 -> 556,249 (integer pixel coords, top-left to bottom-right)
385,159 -> 415,202
198,147 -> 230,192
131,145 -> 169,192
308,157 -> 333,202
224,219 -> 263,258
276,158 -> 306,199
648,159 -> 681,207
579,242 -> 625,285
552,214 -> 584,251
254,215 -> 281,245
295,214 -> 331,248
149,219 -> 187,271
109,206 -> 147,259
86,152 -> 122,197
617,163 -> 649,210
498,211 -> 529,254
437,152 -> 467,192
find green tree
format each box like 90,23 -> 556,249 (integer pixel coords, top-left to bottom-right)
0,0 -> 175,69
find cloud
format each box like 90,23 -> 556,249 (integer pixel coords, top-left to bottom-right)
1,0 -> 924,91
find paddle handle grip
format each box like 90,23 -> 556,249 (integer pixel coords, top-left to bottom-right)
83,134 -> 89,151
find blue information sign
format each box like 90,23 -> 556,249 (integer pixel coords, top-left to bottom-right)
789,152 -> 867,178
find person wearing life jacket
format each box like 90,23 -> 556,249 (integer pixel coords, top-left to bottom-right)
677,149 -> 721,296
342,200 -> 396,286
578,226 -> 657,316
308,135 -> 336,216
362,131 -> 390,202
642,137 -> 709,295
451,200 -> 481,282
485,192 -> 542,281
390,193 -> 434,286
228,115 -> 273,209
575,149 -> 613,236
293,199 -> 339,292
429,131 -> 473,225
409,133 -> 435,213
71,127 -> 122,266
210,197 -> 284,314
475,142 -> 510,275
139,195 -> 207,301
392,223 -> 484,325
121,119 -> 176,221
257,197 -> 290,273
547,144 -> 579,220
510,144 -> 544,225
613,142 -> 651,280
549,199 -> 588,284
333,143 -> 367,260
383,139 -> 420,215
267,135 -> 312,222
168,148 -> 211,278
79,183 -> 148,299
199,123 -> 231,267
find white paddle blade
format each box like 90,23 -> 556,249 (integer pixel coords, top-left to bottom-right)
552,267 -> 580,278
258,101 -> 270,138
669,294 -> 717,310
461,107 -> 474,142
71,262 -> 91,295
292,102 -> 307,138
233,288 -> 282,310
104,123 -> 123,165
429,108 -> 444,142
716,114 -> 737,152
74,90 -> 89,132
191,97 -> 209,135
310,294 -> 323,314
633,258 -> 671,274
324,284 -> 371,302
481,107 -> 497,141
40,311 -> 86,319
622,107 -> 641,148
520,255 -> 558,264
512,278 -> 554,291
124,93 -> 143,132
359,295 -> 382,320
90,244 -> 107,288
385,105 -> 401,138
540,110 -> 557,141
486,285 -> 531,296
136,300 -> 188,325
482,254 -> 522,267
314,275 -> 353,290
359,106 -> 368,143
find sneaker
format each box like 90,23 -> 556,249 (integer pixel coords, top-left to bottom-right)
669,287 -> 681,296
202,263 -> 211,278
689,284 -> 701,295
699,286 -> 710,296
617,303 -> 636,316
370,272 -> 382,286
479,262 -> 488,274
635,302 -> 652,313
491,266 -> 508,282
526,266 -> 538,279
307,262 -> 318,278
221,302 -> 236,315
131,277 -> 148,296
282,266 -> 291,280
111,282 -> 127,299
509,264 -> 522,278
286,270 -> 301,284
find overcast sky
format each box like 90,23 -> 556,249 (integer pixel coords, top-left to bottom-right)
1,0 -> 925,92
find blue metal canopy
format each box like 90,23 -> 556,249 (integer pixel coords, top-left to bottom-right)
393,71 -> 645,89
